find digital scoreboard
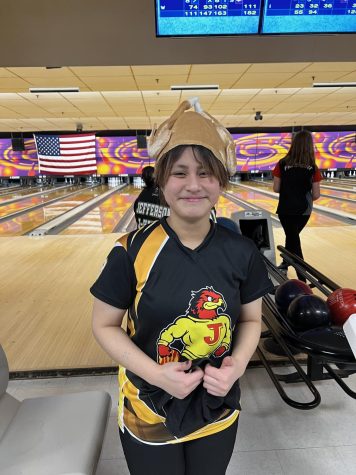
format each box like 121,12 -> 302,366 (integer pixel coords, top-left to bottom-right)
155,0 -> 356,35
155,0 -> 261,36
261,0 -> 356,34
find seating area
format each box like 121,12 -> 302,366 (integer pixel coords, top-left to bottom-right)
0,344 -> 111,475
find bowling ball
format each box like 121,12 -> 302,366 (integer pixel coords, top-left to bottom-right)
326,288 -> 356,326
275,279 -> 313,313
286,294 -> 331,331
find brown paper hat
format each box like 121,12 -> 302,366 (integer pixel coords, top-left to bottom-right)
147,99 -> 236,176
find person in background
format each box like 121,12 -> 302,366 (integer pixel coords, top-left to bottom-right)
133,165 -> 169,227
91,98 -> 273,475
272,130 -> 322,280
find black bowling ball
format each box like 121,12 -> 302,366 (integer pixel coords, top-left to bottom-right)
275,279 -> 313,314
286,294 -> 331,331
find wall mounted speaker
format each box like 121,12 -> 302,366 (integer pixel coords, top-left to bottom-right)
136,134 -> 147,149
11,137 -> 25,151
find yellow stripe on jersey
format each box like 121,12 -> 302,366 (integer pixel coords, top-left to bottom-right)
126,314 -> 135,338
133,225 -> 168,316
120,367 -> 165,425
117,233 -> 129,250
170,409 -> 239,444
118,367 -> 126,430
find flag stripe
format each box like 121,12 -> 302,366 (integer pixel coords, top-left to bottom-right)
60,151 -> 95,157
60,142 -> 95,149
39,166 -> 97,173
38,159 -> 97,167
38,154 -> 96,165
60,134 -> 95,141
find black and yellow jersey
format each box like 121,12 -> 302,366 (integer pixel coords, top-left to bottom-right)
90,218 -> 272,445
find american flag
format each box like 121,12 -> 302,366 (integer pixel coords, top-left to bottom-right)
34,133 -> 97,175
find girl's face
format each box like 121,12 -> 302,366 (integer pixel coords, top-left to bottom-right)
162,147 -> 221,222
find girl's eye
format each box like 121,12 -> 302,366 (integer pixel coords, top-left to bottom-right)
172,172 -> 185,177
199,170 -> 210,177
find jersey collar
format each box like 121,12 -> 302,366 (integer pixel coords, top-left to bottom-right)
160,217 -> 216,256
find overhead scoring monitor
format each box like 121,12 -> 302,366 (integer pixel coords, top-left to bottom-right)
155,0 -> 261,37
261,0 -> 356,34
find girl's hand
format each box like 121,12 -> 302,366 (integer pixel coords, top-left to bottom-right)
154,360 -> 204,399
203,356 -> 245,397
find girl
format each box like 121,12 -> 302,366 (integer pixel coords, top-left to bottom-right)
272,130 -> 322,280
91,99 -> 273,474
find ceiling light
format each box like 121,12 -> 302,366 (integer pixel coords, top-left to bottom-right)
29,87 -> 80,93
313,82 -> 356,88
170,84 -> 219,91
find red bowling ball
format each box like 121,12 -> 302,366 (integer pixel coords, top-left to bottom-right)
327,288 -> 356,327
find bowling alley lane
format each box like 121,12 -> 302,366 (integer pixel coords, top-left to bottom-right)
215,193 -> 245,217
226,183 -> 277,215
0,185 -> 111,236
0,185 -> 50,203
317,195 -> 356,215
0,185 -> 81,218
62,187 -> 246,234
318,187 -> 355,201
248,179 -> 356,201
242,181 -> 356,218
227,183 -> 349,227
0,185 -> 26,196
322,180 -> 356,191
61,185 -> 141,234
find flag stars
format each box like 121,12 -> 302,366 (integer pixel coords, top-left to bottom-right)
36,136 -> 60,156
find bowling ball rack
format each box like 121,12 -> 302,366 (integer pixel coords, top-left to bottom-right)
258,247 -> 356,409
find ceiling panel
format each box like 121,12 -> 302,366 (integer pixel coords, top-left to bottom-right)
0,63 -> 354,131
247,63 -> 311,73
70,66 -> 133,77
132,65 -> 190,76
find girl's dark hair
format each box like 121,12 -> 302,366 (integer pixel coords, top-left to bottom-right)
285,130 -> 316,167
141,166 -> 155,187
154,145 -> 229,191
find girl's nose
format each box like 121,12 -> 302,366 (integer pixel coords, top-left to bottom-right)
185,173 -> 202,191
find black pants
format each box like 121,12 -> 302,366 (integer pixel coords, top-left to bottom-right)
119,417 -> 239,475
278,214 -> 310,281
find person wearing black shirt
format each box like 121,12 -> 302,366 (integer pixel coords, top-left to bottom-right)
272,130 -> 322,280
91,99 -> 273,475
133,166 -> 169,227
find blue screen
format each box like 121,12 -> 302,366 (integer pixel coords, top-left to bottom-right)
262,0 -> 356,34
155,0 -> 261,36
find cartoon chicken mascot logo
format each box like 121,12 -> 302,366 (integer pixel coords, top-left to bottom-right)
157,286 -> 232,364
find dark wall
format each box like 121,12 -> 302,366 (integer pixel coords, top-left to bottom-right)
1,0 -> 356,67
